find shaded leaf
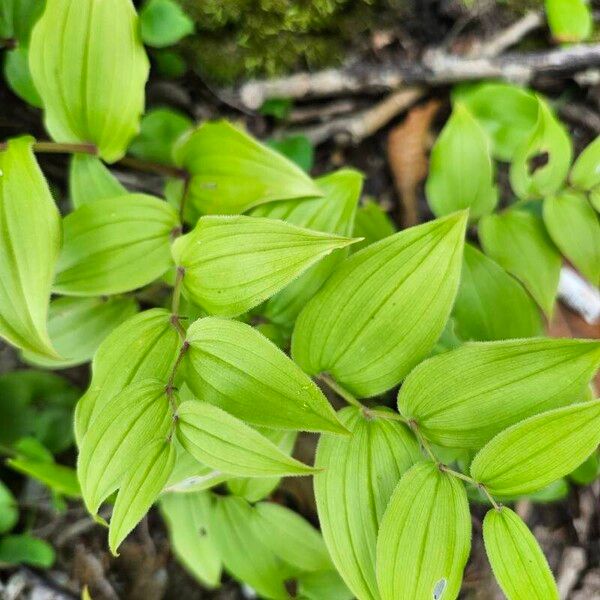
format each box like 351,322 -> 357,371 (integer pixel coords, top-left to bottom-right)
0,480 -> 18,534
173,120 -> 323,214
0,0 -> 44,44
29,0 -> 149,162
292,212 -> 467,397
398,338 -> 600,449
183,317 -> 345,434
54,194 -> 179,296
571,135 -> 600,191
69,154 -> 126,208
483,506 -> 559,599
267,135 -> 314,172
315,406 -> 422,600
0,137 -> 60,358
479,209 -> 561,316
376,462 -> 471,600
352,200 -> 396,252
0,535 -> 54,568
298,569 -> 353,600
470,398 -> 600,495
140,0 -> 194,48
7,457 -> 80,498
4,47 -> 42,108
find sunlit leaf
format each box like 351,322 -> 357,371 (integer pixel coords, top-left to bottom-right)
54,194 -> 179,296
29,0 -> 149,162
173,120 -> 323,214
315,406 -> 422,600
543,190 -> 600,285
479,209 -> 561,316
398,338 -> 600,449
173,215 -> 356,317
546,0 -> 592,42
176,400 -> 317,477
483,506 -> 559,599
571,135 -> 600,191
292,212 -> 467,397
159,491 -> 222,587
298,570 -> 353,600
0,137 -> 60,358
426,103 -> 497,219
69,154 -> 125,208
453,244 -> 543,341
470,398 -> 600,495
376,462 -> 471,600
139,0 -> 194,48
183,317 -> 345,434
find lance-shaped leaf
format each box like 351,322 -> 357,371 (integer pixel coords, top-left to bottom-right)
109,438 -> 175,555
254,502 -> 332,573
315,406 -> 422,600
0,137 -> 60,358
172,215 -> 356,317
159,491 -> 222,588
22,296 -> 138,369
75,309 -> 180,444
483,506 -> 559,600
292,212 -> 467,397
509,97 -> 572,200
69,154 -> 126,208
252,169 -> 362,325
543,191 -> 600,285
183,317 -> 345,433
54,194 -> 179,296
470,398 -> 600,496
212,496 -> 290,600
176,401 -> 317,477
546,0 -> 592,43
376,462 -> 472,600
453,244 -> 542,341
29,0 -> 149,162
453,82 -> 538,161
172,120 -> 323,215
227,429 -> 297,502
479,209 -> 561,316
426,103 -> 497,220
571,135 -> 600,190
398,338 -> 600,449
78,379 -> 172,515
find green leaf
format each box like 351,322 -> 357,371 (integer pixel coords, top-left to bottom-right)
176,400 -> 317,477
592,187 -> 600,213
426,103 -> 497,220
470,398 -> 600,495
453,82 -> 538,161
172,215 -> 356,318
0,480 -> 18,534
183,317 -> 345,434
140,0 -> 194,47
129,107 -> 193,166
152,48 -> 186,78
109,438 -> 175,554
75,309 -> 180,444
0,0 -> 44,44
252,169 -> 362,325
479,209 -> 561,316
267,135 -> 314,172
260,98 -> 293,120
298,570 -> 353,600
29,0 -> 149,162
352,200 -> 396,252
78,379 -> 172,515
4,47 -> 42,108
453,244 -> 543,341
376,462 -> 471,600
570,451 -> 600,485
253,502 -> 332,573
69,154 -> 126,208
315,406 -> 422,600
22,296 -> 138,369
54,194 -> 179,296
0,535 -> 54,568
212,495 -> 289,600
0,137 -> 60,358
398,338 -> 600,449
509,97 -> 572,200
292,212 -> 467,397
159,491 -> 222,587
227,429 -> 297,502
173,120 -> 323,214
546,0 -> 592,42
483,506 -> 559,600
571,135 -> 600,190
7,457 -> 80,498
543,190 -> 600,285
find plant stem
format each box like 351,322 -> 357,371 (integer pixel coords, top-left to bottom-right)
179,175 -> 191,223
440,465 -> 501,510
369,408 -> 409,424
409,421 -> 439,463
171,266 -> 185,315
117,155 -> 187,180
165,341 -> 190,415
318,373 -> 365,410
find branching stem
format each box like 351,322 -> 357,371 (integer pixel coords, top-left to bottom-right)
440,465 -> 501,510
318,373 -> 365,410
